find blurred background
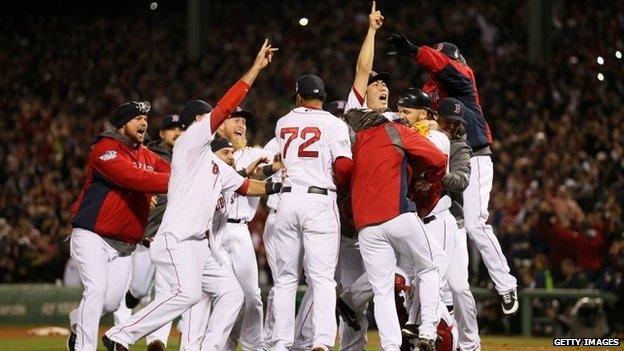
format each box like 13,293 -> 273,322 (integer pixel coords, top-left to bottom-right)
0,0 -> 622,338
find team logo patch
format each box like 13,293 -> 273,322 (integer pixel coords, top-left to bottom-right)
454,103 -> 462,114
212,162 -> 219,175
338,139 -> 350,147
99,150 -> 117,161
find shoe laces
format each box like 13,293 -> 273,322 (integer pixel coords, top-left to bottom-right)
502,292 -> 514,304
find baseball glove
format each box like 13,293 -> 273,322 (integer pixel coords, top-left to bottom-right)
343,108 -> 388,132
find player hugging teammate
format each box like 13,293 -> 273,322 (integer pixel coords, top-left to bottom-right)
65,3 -> 517,351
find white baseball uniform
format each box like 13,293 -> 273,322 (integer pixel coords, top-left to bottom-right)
261,137 -> 281,348
68,228 -> 132,351
271,106 -> 352,350
112,244 -> 173,347
224,145 -> 275,350
105,114 -> 244,348
179,189 -> 243,351
463,155 -> 517,294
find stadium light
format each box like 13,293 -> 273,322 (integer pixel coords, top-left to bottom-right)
150,2 -> 158,10
299,18 -> 309,26
596,56 -> 604,65
616,51 -> 622,59
597,73 -> 605,81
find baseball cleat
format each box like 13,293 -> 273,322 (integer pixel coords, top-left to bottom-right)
500,289 -> 519,315
66,325 -> 76,351
102,335 -> 128,351
336,297 -> 361,331
401,323 -> 419,339
125,291 -> 140,309
416,337 -> 436,351
147,340 -> 166,351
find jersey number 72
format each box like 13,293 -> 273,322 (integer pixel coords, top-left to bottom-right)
280,127 -> 321,158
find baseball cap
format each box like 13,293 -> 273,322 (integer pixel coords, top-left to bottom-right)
230,107 -> 254,120
210,137 -> 234,152
295,74 -> 327,99
397,88 -> 432,111
180,100 -> 212,127
367,71 -> 392,87
161,114 -> 186,130
111,101 -> 151,128
438,97 -> 466,124
434,42 -> 461,61
325,100 -> 346,117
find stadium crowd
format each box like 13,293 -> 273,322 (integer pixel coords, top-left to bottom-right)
0,0 -> 622,334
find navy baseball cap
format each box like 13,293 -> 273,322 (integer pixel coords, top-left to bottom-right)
295,74 -> 327,99
161,114 -> 186,130
180,100 -> 212,127
434,42 -> 462,61
210,137 -> 234,152
367,71 -> 392,87
325,100 -> 346,117
438,98 -> 466,124
111,101 -> 151,128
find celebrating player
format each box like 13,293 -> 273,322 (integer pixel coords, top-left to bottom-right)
67,101 -> 170,351
102,39 -> 278,351
271,74 -> 353,351
387,33 -> 519,314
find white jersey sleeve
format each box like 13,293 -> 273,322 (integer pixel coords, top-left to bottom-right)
173,112 -> 215,152
214,156 -> 246,193
345,86 -> 366,111
228,146 -> 275,221
428,130 -> 452,214
328,119 -> 352,160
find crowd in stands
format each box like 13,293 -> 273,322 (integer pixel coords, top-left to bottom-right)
0,0 -> 622,334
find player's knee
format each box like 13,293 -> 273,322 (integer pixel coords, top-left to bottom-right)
176,284 -> 203,305
84,281 -> 108,302
448,277 -> 470,293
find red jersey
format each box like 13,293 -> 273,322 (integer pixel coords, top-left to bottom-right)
71,131 -> 170,243
349,122 -> 447,230
415,46 -> 493,148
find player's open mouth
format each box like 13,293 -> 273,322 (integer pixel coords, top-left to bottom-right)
136,128 -> 146,137
379,94 -> 388,101
234,130 -> 244,138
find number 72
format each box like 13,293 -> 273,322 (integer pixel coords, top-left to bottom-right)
280,127 -> 321,158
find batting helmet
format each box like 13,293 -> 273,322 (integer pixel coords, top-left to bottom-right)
397,88 -> 432,111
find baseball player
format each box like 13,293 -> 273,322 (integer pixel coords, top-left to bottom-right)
271,74 -> 353,351
177,137 -> 282,351
216,108 -> 283,351
337,108 -> 448,351
261,136 -> 282,348
102,40 -> 278,351
436,98 -> 481,350
67,101 -> 171,351
113,114 -> 187,351
387,34 -> 519,314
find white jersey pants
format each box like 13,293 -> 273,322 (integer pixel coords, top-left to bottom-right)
293,235 -> 369,351
223,222 -> 264,350
69,228 -> 132,351
358,213 -> 446,351
272,190 -> 340,350
448,227 -> 481,350
463,156 -> 517,294
262,210 -> 278,347
178,258 -> 243,351
105,233 -> 242,348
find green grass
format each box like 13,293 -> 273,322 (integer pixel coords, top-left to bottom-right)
0,334 -> 568,351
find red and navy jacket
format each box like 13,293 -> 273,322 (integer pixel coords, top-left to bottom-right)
71,131 -> 170,244
347,122 -> 447,230
414,46 -> 493,150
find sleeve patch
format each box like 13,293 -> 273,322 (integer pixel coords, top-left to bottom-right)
98,150 -> 118,161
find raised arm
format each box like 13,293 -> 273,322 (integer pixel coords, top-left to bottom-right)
353,1 -> 384,97
210,39 -> 278,132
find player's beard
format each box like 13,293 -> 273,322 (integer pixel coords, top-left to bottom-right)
231,135 -> 247,150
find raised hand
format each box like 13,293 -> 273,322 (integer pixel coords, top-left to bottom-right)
251,39 -> 279,71
387,33 -> 418,56
369,1 -> 384,30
